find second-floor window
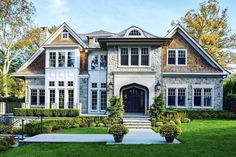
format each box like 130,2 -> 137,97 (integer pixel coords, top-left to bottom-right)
90,55 -> 107,70
120,47 -> 150,66
48,51 -> 75,68
167,49 -> 187,65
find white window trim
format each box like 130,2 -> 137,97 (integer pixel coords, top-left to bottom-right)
29,85 -> 45,107
47,50 -> 77,68
124,28 -> 145,38
167,49 -> 187,66
118,47 -> 151,68
166,84 -> 188,108
61,32 -> 69,40
192,84 -> 214,109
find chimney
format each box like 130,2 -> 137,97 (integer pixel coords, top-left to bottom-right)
40,27 -> 51,45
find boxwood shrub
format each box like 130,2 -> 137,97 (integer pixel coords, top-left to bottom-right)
165,110 -> 236,120
13,108 -> 80,117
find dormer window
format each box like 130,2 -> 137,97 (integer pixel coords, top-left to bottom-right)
128,29 -> 141,36
61,32 -> 69,40
125,27 -> 144,37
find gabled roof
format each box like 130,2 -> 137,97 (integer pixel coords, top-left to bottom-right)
166,24 -> 229,75
111,25 -> 159,38
86,30 -> 115,36
15,22 -> 88,73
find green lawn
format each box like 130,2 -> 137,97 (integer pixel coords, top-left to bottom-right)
55,127 -> 108,134
1,120 -> 236,157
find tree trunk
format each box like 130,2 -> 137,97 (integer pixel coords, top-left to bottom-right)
2,73 -> 9,97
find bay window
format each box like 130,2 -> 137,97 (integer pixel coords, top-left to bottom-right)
131,48 -> 139,65
48,51 -> 75,68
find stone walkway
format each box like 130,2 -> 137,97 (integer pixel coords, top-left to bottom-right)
22,129 -> 180,144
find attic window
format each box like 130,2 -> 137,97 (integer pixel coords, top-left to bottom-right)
61,32 -> 69,40
128,29 -> 141,36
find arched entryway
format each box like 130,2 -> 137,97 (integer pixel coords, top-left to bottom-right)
120,84 -> 148,114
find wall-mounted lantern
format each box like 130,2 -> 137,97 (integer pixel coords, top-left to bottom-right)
108,82 -> 113,90
155,81 -> 161,91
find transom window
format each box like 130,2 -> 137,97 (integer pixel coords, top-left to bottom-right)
128,29 -> 141,36
101,83 -> 106,88
59,81 -> 64,87
90,55 -> 107,70
92,83 -> 97,88
167,49 -> 187,65
167,86 -> 187,107
193,86 -> 213,108
68,81 -> 73,87
120,47 -> 150,66
49,81 -> 55,86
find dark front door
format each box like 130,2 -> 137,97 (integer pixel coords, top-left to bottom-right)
123,87 -> 145,113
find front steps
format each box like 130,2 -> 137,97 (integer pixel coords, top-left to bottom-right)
123,116 -> 152,129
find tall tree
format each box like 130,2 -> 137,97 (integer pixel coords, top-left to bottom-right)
172,0 -> 236,67
0,0 -> 35,97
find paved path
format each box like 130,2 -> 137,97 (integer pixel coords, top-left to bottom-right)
23,129 -> 180,144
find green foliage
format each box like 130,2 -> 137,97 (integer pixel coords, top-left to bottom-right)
13,108 -> 80,117
0,138 -> 10,151
223,76 -> 236,110
0,125 -> 21,134
106,96 -> 124,119
160,124 -> 182,138
173,0 -> 236,67
184,110 -> 236,119
181,118 -> 191,123
148,93 -> 165,120
3,136 -> 16,145
108,124 -> 129,136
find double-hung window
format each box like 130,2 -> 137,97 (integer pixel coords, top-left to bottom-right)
67,52 -> 75,67
193,85 -> 213,108
167,49 -> 187,65
58,52 -> 65,67
30,89 -> 45,106
131,48 -> 139,66
49,52 -> 56,67
120,47 -> 150,66
167,85 -> 187,107
120,48 -> 129,66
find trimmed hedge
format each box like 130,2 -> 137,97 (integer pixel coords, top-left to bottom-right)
165,110 -> 236,120
13,108 -> 80,117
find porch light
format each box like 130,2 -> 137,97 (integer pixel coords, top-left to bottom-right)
108,82 -> 113,90
155,81 -> 161,91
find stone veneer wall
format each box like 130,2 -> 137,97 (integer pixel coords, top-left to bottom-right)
25,78 -> 45,104
162,77 -> 223,110
107,46 -> 162,100
79,78 -> 88,113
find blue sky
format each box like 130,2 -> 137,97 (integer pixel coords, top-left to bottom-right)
31,0 -> 236,36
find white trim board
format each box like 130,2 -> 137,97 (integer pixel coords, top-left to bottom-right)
16,22 -> 88,73
166,24 -> 229,75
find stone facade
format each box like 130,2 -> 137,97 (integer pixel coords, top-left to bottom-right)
79,78 -> 88,113
162,76 -> 224,110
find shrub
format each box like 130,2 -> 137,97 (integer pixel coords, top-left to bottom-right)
3,136 -> 16,145
0,138 -> 10,151
0,125 -> 21,134
183,110 -> 236,119
169,120 -> 176,125
181,117 -> 191,123
107,96 -> 124,119
13,108 -> 80,117
175,119 -> 182,125
148,93 -> 165,121
108,124 -> 129,136
223,76 -> 236,110
155,122 -> 163,127
160,124 -> 182,138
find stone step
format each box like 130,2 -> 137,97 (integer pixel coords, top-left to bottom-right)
123,122 -> 151,126
126,126 -> 152,129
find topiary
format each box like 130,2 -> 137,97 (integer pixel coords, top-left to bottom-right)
148,93 -> 165,121
107,96 -> 124,119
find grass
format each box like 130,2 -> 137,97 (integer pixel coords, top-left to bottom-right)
55,127 -> 108,134
1,120 -> 236,157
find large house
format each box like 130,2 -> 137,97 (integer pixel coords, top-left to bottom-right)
12,23 -> 229,115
